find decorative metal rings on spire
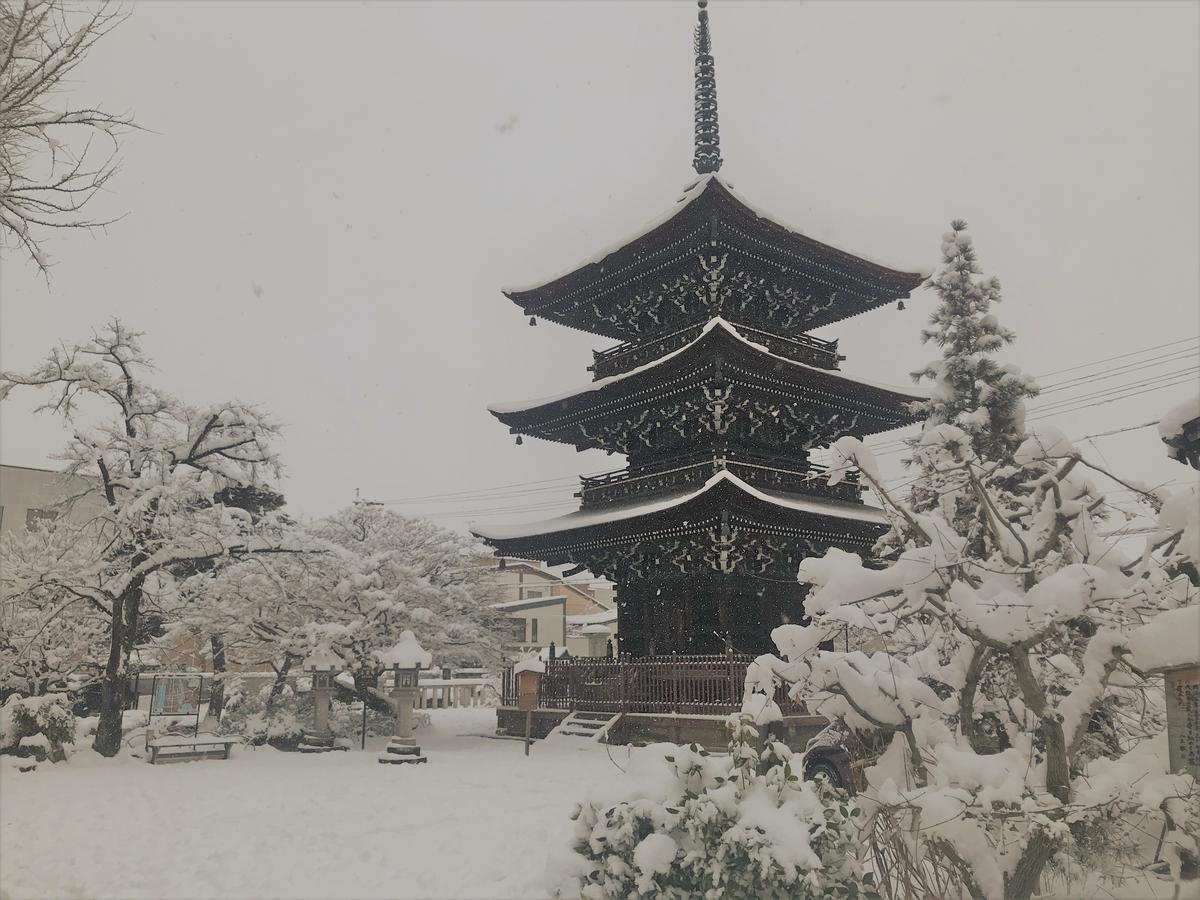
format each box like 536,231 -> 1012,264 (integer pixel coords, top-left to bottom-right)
693,0 -> 722,175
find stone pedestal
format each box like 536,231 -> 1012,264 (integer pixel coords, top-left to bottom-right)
378,685 -> 427,765
300,684 -> 342,753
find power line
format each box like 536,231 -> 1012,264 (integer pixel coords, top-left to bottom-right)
1034,335 -> 1198,380
1037,348 -> 1198,394
378,474 -> 577,505
1028,366 -> 1199,415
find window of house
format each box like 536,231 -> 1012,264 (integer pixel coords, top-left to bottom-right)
526,589 -> 543,599
530,618 -> 539,642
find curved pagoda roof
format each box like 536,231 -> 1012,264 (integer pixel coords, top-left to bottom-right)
472,470 -> 887,574
489,318 -> 923,455
504,175 -> 925,341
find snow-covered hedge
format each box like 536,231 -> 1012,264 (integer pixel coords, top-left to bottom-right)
0,694 -> 76,762
546,715 -> 873,900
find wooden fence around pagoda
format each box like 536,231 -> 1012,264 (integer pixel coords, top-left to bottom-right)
500,652 -> 803,717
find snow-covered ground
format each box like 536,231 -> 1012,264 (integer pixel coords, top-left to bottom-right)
0,709 -> 627,900
2,708 -> 1194,900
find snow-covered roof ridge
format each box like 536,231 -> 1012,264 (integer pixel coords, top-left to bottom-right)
1158,394 -> 1200,441
472,469 -> 886,542
500,174 -> 717,296
502,174 -> 927,297
487,316 -> 926,416
712,176 -> 932,279
566,608 -> 618,626
489,596 -> 566,612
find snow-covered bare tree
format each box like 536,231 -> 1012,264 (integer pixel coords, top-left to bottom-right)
0,0 -> 133,274
0,319 -> 303,755
0,523 -> 108,697
311,503 -> 508,669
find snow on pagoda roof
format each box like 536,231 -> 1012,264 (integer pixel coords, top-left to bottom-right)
502,175 -> 927,296
487,317 -> 926,416
473,469 -> 886,542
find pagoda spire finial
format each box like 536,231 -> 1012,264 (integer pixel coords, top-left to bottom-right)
692,0 -> 722,175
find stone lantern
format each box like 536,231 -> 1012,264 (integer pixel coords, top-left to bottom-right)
300,647 -> 344,753
377,630 -> 432,766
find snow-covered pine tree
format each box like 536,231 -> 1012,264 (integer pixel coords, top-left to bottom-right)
911,220 -> 1039,465
874,222 -> 1046,567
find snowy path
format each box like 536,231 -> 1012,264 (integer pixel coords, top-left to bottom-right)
0,709 -> 627,900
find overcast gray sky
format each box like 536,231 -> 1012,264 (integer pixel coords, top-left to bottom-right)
2,0 -> 1197,533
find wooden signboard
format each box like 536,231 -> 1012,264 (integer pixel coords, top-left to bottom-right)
1164,665 -> 1200,779
516,669 -> 542,757
517,670 -> 541,713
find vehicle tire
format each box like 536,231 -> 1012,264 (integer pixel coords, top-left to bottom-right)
803,755 -> 847,791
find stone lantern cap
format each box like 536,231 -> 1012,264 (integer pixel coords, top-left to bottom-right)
376,630 -> 433,670
1128,606 -> 1200,675
303,647 -> 345,672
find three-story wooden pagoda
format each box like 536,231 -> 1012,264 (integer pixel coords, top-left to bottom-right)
476,2 -> 923,666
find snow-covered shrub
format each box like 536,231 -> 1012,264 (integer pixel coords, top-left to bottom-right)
218,680 -> 310,749
547,715 -> 873,900
218,678 -> 395,748
328,696 -> 394,740
0,694 -> 76,762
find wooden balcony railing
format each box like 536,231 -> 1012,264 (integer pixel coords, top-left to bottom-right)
500,653 -> 805,717
590,321 -> 842,380
577,451 -> 862,509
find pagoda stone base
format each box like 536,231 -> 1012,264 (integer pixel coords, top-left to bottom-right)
378,738 -> 427,765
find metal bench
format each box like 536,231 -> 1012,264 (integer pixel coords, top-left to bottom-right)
148,734 -> 240,764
